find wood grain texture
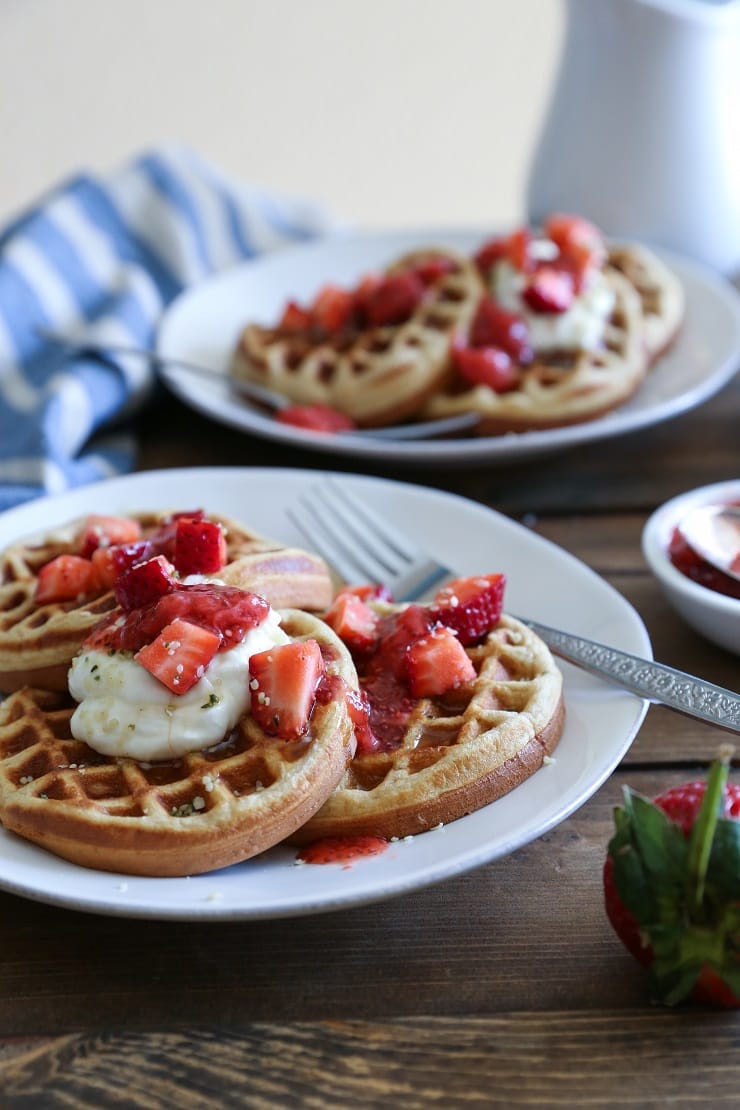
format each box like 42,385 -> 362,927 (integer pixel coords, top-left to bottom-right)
2,1012 -> 740,1108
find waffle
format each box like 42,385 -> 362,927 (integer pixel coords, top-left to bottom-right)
0,610 -> 357,876
421,266 -> 647,434
606,242 -> 685,362
295,613 -> 564,842
232,248 -> 485,427
0,512 -> 332,694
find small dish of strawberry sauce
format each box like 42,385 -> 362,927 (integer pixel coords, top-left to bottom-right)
642,480 -> 740,656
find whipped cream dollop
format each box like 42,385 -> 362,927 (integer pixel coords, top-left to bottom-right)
490,242 -> 616,352
68,607 -> 288,761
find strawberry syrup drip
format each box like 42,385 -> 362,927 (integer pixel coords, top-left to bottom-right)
297,835 -> 389,866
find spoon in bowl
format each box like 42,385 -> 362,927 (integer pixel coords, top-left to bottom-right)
677,503 -> 740,583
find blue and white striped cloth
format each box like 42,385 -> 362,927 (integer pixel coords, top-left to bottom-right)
0,145 -> 331,510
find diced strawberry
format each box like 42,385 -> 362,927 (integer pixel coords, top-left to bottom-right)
412,256 -> 456,286
278,299 -> 312,332
335,583 -> 393,603
451,341 -> 521,393
91,539 -> 154,591
173,518 -> 227,576
545,213 -> 606,266
474,236 -> 509,275
135,617 -> 221,695
324,594 -> 379,655
429,574 -> 506,645
470,297 -> 533,363
352,273 -> 382,320
249,639 -> 326,739
367,604 -> 435,680
79,514 -> 142,558
115,555 -> 178,611
406,626 -> 476,697
522,266 -> 575,313
363,272 -> 425,327
310,284 -> 355,332
277,404 -> 357,433
35,554 -> 99,604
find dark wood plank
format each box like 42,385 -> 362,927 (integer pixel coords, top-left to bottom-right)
2,1011 -> 740,1108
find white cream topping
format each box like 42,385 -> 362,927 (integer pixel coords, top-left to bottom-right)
68,608 -> 288,761
490,244 -> 616,352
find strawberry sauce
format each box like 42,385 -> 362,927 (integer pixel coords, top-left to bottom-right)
297,835 -> 389,866
85,583 -> 270,654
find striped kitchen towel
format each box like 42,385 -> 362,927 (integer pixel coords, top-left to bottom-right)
0,144 -> 331,510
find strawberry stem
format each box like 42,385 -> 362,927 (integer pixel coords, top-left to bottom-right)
687,746 -> 734,915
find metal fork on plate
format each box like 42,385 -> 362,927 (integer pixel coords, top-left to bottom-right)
288,478 -> 740,735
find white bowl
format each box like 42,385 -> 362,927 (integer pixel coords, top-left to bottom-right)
642,479 -> 740,656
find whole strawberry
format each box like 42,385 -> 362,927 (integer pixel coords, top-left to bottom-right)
604,747 -> 740,1007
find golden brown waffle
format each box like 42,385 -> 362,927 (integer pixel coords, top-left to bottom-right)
607,242 -> 685,362
0,610 -> 357,876
232,248 -> 485,427
421,267 -> 647,434
295,614 -> 564,842
0,512 -> 332,694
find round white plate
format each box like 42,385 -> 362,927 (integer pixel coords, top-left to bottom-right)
156,230 -> 740,466
0,467 -> 650,919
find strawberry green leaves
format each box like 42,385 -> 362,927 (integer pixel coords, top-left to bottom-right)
606,751 -> 740,1006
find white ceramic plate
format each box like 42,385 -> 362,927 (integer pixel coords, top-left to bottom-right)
0,467 -> 650,919
156,230 -> 740,466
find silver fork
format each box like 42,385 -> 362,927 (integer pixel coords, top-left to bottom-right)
289,478 -> 740,735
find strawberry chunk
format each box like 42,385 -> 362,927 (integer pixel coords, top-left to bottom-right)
363,272 -> 425,327
277,404 -> 357,434
35,554 -> 99,604
249,639 -> 326,739
335,583 -> 393,603
475,229 -> 534,275
324,594 -> 379,655
406,626 -> 476,697
115,555 -> 178,611
91,540 -> 154,590
451,342 -> 520,393
278,299 -> 312,332
310,284 -> 355,332
412,256 -> 456,286
544,213 -> 606,266
135,617 -> 221,695
522,266 -> 575,313
79,514 -> 142,559
470,297 -> 533,363
173,518 -> 228,576
429,574 -> 506,645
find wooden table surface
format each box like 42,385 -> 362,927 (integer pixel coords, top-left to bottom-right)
2,372 -> 739,1108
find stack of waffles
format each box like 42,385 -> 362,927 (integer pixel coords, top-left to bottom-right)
0,512 -> 565,877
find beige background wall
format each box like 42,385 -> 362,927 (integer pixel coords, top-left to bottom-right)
0,0 -> 562,230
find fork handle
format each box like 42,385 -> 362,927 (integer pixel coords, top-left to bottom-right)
516,617 -> 740,735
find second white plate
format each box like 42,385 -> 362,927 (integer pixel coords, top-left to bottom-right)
156,230 -> 740,465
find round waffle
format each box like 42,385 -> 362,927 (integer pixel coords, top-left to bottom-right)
421,266 -> 646,434
606,242 -> 685,363
232,248 -> 485,427
0,610 -> 357,876
0,512 -> 332,694
295,613 -> 564,842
